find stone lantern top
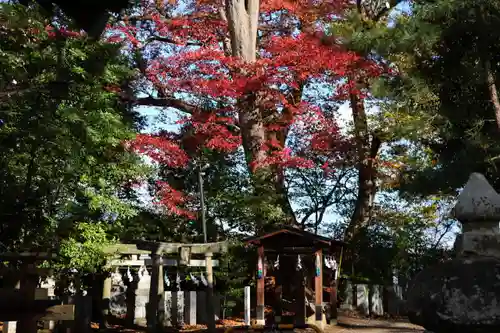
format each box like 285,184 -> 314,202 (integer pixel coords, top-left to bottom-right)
452,173 -> 500,232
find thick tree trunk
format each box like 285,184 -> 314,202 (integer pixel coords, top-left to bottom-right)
225,0 -> 259,62
344,84 -> 381,241
226,0 -> 296,226
484,59 -> 500,130
226,0 -> 265,167
475,6 -> 500,130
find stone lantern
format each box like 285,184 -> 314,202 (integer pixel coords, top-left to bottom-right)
406,173 -> 500,333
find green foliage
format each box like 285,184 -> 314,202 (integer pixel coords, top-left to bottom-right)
51,222 -> 115,274
343,195 -> 455,283
214,242 -> 253,317
0,3 -> 146,252
368,0 -> 500,195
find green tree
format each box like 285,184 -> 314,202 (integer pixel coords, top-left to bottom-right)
341,195 -> 455,284
0,4 -> 146,253
367,0 -> 500,195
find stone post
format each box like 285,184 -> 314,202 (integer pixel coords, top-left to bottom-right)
147,253 -> 164,332
184,291 -> 197,325
244,286 -> 251,326
135,267 -> 150,325
205,252 -> 216,333
157,264 -> 165,327
407,173 -> 500,333
102,275 -> 112,327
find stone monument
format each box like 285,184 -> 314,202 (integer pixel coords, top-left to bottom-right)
406,173 -> 500,332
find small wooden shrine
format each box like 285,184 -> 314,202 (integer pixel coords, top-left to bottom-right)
244,226 -> 344,328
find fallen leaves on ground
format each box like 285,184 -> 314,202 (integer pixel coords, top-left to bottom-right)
181,318 -> 247,331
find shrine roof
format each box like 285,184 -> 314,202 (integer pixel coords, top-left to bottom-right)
244,226 -> 344,252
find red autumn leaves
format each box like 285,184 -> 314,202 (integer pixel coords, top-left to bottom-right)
106,0 -> 386,216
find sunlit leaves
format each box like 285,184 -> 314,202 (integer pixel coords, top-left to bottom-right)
52,222 -> 116,276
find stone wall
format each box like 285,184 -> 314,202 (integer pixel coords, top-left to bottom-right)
339,280 -> 404,316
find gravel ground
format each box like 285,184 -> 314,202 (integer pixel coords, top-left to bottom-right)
98,315 -> 425,333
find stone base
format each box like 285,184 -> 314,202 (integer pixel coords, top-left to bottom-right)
407,257 -> 500,333
455,231 -> 500,257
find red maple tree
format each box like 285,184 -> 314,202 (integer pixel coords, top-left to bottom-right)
107,0 -> 384,220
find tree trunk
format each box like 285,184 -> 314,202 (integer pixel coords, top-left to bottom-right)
225,0 -> 259,62
475,6 -> 500,130
484,59 -> 500,130
226,0 -> 296,226
344,83 -> 381,241
226,0 -> 265,168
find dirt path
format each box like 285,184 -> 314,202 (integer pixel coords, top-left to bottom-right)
327,316 -> 424,332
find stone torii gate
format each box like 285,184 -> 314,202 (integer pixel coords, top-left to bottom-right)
0,252 -> 75,333
103,241 -> 228,333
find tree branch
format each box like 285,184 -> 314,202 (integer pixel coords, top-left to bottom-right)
134,96 -> 241,133
135,96 -> 197,114
370,135 -> 382,159
145,35 -> 203,47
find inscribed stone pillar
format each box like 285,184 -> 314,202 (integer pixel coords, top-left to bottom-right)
370,285 -> 384,316
165,291 -> 188,327
164,291 -> 172,327
340,280 -> 353,310
184,291 -> 197,325
172,291 -> 184,326
135,268 -> 150,324
356,284 -> 369,315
